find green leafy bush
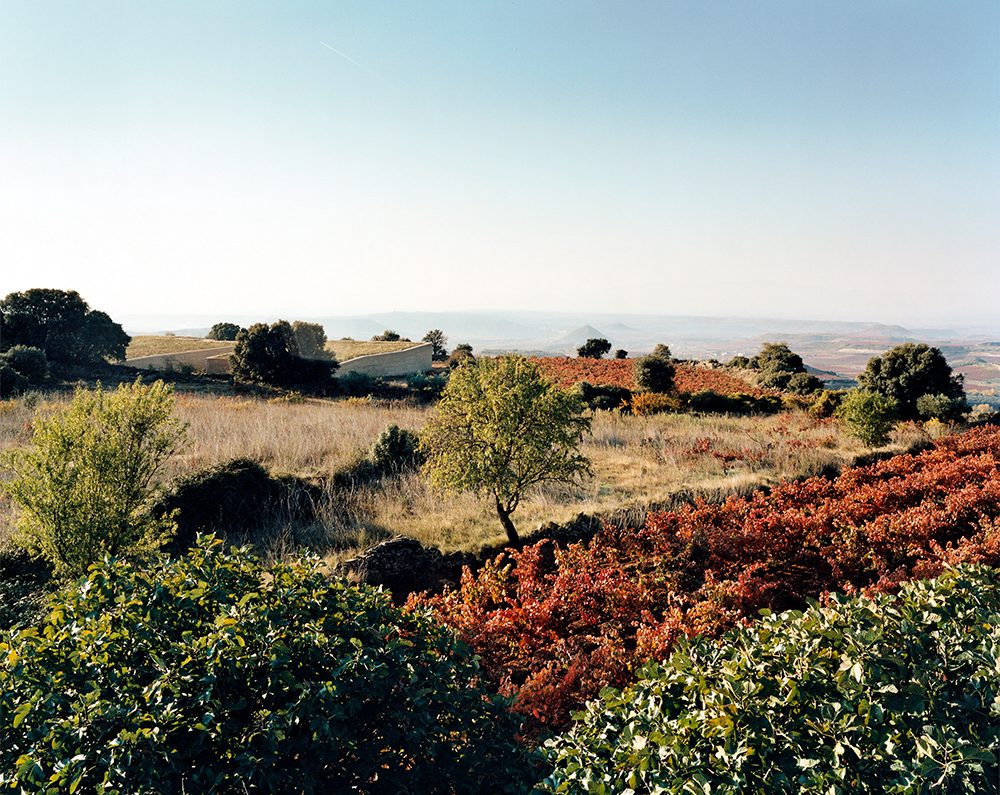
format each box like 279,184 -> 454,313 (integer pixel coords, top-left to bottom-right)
1,379 -> 189,578
537,564 -> 1000,794
857,343 -> 966,421
836,388 -> 899,447
0,362 -> 28,398
0,537 -> 534,794
406,370 -> 449,400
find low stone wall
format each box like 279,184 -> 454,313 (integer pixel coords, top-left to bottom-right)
130,342 -> 433,379
126,346 -> 235,372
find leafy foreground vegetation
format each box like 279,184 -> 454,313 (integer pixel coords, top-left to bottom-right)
0,537 -> 531,794
537,564 -> 999,794
412,425 -> 1000,733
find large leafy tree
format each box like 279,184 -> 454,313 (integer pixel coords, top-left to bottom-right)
230,320 -> 338,389
0,288 -> 130,365
420,355 -> 592,545
577,338 -> 612,359
856,343 -> 966,421
291,320 -> 333,359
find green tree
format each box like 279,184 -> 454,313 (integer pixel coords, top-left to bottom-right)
291,320 -> 333,359
0,379 -> 188,578
422,329 -> 449,361
420,355 -> 592,545
372,329 -> 407,341
614,349 -> 628,360
0,538 -> 533,794
577,338 -> 611,359
750,341 -> 803,374
206,322 -> 242,341
857,343 -> 966,421
230,321 -> 338,389
835,388 -> 899,447
0,288 -> 130,366
633,353 -> 675,394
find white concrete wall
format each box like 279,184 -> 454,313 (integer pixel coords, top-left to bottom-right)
336,343 -> 434,378
126,345 -> 235,372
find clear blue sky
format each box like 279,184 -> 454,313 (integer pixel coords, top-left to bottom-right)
2,2 -> 997,327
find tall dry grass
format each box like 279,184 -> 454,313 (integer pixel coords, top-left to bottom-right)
0,387 -> 936,563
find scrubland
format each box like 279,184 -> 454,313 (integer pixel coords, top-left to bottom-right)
0,387 -> 931,563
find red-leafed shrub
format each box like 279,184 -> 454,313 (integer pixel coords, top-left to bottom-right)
410,425 -> 1000,734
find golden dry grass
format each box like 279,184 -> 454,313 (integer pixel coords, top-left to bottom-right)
125,336 -> 230,359
0,386 -> 938,564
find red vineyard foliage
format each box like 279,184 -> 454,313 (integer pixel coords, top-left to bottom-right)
409,425 -> 1000,734
530,356 -> 759,395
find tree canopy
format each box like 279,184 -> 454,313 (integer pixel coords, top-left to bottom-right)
422,329 -> 449,361
230,321 -> 338,390
577,338 -> 611,359
206,322 -> 243,341
420,355 -> 592,545
0,289 -> 130,366
856,343 -> 966,421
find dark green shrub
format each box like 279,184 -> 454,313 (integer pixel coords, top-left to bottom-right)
726,355 -> 750,369
857,343 -> 966,421
372,329 -> 405,341
337,370 -> 378,397
786,371 -> 823,395
573,381 -> 632,411
0,362 -> 27,398
406,371 -> 448,400
633,354 -> 675,394
0,538 -> 534,794
154,458 -> 321,556
370,424 -> 422,474
537,565 -> 1000,794
614,349 -> 628,360
1,345 -> 48,383
916,392 -> 967,422
448,343 -> 475,369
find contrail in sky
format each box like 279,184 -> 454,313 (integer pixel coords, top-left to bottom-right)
320,41 -> 381,80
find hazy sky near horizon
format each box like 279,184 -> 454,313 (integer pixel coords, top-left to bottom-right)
2,2 -> 998,328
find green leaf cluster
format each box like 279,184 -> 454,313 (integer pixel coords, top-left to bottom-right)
537,564 -> 1000,794
0,537 -> 534,794
835,388 -> 899,447
420,355 -> 592,544
1,379 -> 188,578
857,343 -> 966,422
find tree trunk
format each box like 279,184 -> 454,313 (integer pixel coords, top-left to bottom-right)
494,496 -> 521,547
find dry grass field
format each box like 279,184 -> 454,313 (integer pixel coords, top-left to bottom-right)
125,336 -> 229,359
0,386 -> 933,565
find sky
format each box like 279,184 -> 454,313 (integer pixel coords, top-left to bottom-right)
2,1 -> 998,329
